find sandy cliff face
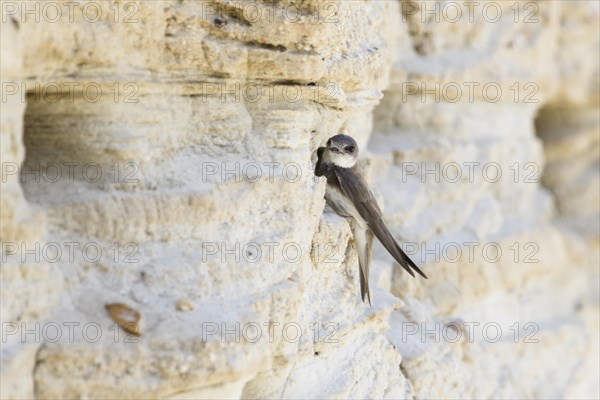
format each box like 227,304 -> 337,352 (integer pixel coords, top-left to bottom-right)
1,1 -> 598,399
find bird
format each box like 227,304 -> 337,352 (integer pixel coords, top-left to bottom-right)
314,134 -> 427,305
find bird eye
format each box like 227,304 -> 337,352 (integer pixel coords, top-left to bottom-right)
346,146 -> 355,153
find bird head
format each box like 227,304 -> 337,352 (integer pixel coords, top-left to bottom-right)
322,134 -> 359,168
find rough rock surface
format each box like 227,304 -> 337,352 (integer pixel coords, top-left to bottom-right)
1,1 -> 598,399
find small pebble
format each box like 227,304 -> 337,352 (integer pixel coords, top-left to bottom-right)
105,303 -> 143,336
176,299 -> 195,312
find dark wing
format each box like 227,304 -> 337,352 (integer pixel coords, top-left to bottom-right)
334,167 -> 427,279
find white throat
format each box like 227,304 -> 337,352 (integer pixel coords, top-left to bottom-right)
325,152 -> 357,168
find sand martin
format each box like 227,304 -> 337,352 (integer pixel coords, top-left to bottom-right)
315,134 -> 427,305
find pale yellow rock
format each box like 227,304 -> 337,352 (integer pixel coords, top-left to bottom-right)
0,1 -> 598,399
